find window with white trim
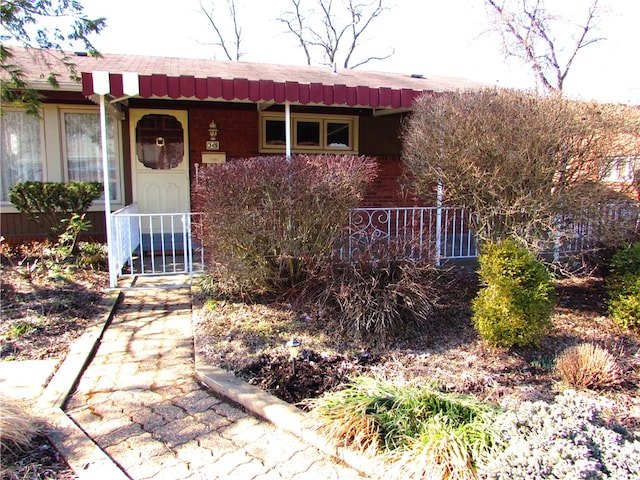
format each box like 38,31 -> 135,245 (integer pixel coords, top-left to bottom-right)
0,105 -> 122,207
0,110 -> 44,201
603,156 -> 640,182
260,112 -> 358,153
61,108 -> 121,202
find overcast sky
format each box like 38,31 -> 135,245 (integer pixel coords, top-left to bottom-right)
79,0 -> 640,104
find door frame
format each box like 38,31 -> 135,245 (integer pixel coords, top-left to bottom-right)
129,108 -> 190,214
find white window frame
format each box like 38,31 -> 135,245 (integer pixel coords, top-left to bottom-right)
0,108 -> 46,203
260,112 -> 359,154
1,104 -> 123,211
60,106 -> 123,204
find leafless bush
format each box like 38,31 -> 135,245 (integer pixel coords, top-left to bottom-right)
554,343 -> 623,390
402,89 -> 640,262
194,154 -> 377,295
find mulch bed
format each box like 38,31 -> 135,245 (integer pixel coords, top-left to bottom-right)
1,254 -> 108,479
195,267 -> 640,431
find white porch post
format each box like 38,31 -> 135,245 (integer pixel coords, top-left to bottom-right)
92,71 -> 117,287
92,71 -> 139,288
285,101 -> 292,160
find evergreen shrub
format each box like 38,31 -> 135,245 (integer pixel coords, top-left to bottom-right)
472,239 -> 555,348
607,242 -> 640,332
8,181 -> 102,240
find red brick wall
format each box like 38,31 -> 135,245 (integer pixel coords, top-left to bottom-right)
188,104 -> 259,167
360,155 -> 420,207
1,211 -> 106,245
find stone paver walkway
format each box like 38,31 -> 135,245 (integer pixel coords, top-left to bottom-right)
66,283 -> 364,480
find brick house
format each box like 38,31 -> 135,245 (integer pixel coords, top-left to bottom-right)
1,47 -> 485,244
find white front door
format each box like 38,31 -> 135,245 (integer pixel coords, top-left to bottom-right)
130,109 -> 190,214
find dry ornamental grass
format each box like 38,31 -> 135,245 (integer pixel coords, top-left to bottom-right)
554,343 -> 623,390
0,399 -> 40,454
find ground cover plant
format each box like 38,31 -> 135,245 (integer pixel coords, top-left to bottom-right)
482,390 -> 640,480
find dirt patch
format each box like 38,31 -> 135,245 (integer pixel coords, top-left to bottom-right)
1,436 -> 77,480
0,260 -> 107,361
1,253 -> 107,479
195,267 -> 640,430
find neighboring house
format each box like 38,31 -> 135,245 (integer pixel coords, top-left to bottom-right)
1,47 -> 485,244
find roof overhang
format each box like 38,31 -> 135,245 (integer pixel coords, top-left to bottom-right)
81,71 -> 429,110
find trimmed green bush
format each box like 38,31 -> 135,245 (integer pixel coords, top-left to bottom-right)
472,239 -> 555,348
8,181 -> 102,239
607,243 -> 640,332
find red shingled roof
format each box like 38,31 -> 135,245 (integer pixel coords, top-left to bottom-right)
9,47 -> 486,109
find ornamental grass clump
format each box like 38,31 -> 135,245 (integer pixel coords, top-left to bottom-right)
307,377 -> 499,480
481,390 -> 640,480
607,242 -> 640,332
0,398 -> 41,454
554,343 -> 623,390
472,239 -> 555,349
293,243 -> 440,339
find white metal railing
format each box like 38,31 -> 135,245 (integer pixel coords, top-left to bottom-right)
342,203 -> 640,264
106,203 -> 639,286
109,205 -> 204,286
341,207 -> 477,264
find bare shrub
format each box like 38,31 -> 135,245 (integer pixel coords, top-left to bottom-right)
402,89 -> 640,262
194,154 -> 377,295
554,343 -> 623,390
0,398 -> 41,454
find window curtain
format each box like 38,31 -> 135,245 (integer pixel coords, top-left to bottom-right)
64,112 -> 118,201
0,111 -> 43,201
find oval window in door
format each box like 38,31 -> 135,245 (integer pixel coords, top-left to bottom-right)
135,114 -> 184,169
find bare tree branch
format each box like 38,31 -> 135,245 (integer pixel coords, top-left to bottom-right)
280,0 -> 392,69
278,0 -> 313,65
486,0 -> 604,93
342,0 -> 387,68
199,0 -> 244,61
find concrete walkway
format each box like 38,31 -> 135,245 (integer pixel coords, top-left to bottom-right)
64,277 -> 366,480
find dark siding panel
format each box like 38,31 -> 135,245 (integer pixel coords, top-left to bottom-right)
358,115 -> 403,156
1,211 -> 107,245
